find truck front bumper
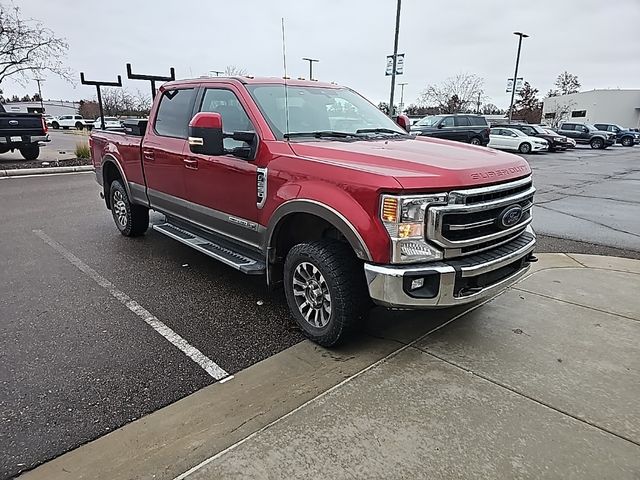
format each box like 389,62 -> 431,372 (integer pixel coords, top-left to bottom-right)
364,227 -> 536,308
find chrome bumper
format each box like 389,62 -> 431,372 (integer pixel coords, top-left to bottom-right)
364,227 -> 536,308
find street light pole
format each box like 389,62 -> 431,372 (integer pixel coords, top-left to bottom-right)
388,0 -> 402,118
508,31 -> 529,123
210,70 -> 224,77
34,78 -> 45,112
302,58 -> 319,80
398,82 -> 408,113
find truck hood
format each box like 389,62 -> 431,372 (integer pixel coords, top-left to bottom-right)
288,137 -> 531,190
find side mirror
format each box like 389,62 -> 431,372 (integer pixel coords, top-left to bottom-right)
188,112 -> 224,156
394,114 -> 411,132
437,123 -> 444,129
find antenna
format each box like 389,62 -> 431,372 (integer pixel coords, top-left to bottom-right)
281,17 -> 290,139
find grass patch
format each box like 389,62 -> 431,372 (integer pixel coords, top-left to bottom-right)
75,143 -> 90,159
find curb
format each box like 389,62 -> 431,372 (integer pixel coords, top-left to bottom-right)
0,165 -> 94,177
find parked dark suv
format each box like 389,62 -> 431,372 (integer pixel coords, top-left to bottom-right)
508,124 -> 571,152
556,122 -> 616,149
593,123 -> 639,147
411,114 -> 490,146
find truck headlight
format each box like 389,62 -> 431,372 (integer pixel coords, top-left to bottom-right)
380,194 -> 447,263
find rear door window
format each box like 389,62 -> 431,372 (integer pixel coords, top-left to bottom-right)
561,124 -> 574,131
441,116 -> 454,128
455,116 -> 470,127
468,116 -> 487,126
154,88 -> 197,138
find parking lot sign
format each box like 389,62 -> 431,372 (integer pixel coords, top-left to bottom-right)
506,77 -> 524,93
386,54 -> 405,75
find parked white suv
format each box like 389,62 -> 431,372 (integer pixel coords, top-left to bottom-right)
50,115 -> 92,130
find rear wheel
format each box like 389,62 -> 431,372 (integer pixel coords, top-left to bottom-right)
590,137 -> 604,149
51,122 -> 60,129
75,122 -> 84,130
518,142 -> 531,154
109,180 -> 149,236
284,240 -> 369,347
19,144 -> 40,161
469,137 -> 482,146
621,136 -> 634,147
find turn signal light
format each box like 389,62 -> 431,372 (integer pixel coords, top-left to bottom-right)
382,197 -> 398,222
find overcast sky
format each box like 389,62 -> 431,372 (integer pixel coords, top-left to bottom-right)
6,0 -> 640,108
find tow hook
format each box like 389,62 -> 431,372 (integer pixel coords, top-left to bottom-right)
527,254 -> 539,263
99,191 -> 105,199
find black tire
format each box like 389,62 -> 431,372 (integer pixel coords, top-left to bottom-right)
51,122 -> 60,129
62,126 -> 69,130
621,136 -> 634,147
469,137 -> 482,146
75,122 -> 84,130
109,180 -> 149,237
518,142 -> 531,154
0,145 -> 10,154
19,144 -> 40,161
590,137 -> 604,149
284,240 -> 369,347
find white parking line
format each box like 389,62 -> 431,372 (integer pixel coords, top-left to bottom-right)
33,229 -> 229,380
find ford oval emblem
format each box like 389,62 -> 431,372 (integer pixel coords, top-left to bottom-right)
9,120 -> 18,125
498,205 -> 524,229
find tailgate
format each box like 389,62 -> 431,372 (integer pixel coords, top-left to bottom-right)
0,114 -> 44,137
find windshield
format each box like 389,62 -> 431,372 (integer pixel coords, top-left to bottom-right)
510,129 -> 526,137
414,116 -> 441,127
543,128 -> 557,135
530,125 -> 546,134
247,85 -> 406,140
584,124 -> 598,131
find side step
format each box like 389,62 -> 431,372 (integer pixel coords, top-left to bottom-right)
152,222 -> 265,275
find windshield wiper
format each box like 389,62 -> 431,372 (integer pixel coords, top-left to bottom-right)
355,128 -> 407,136
284,131 -> 356,139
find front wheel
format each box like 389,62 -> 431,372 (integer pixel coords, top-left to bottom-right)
469,137 -> 482,146
621,137 -> 634,147
518,142 -> 531,154
51,122 -> 60,129
109,180 -> 149,236
75,122 -> 84,130
19,144 -> 40,160
590,137 -> 604,149
284,240 -> 369,347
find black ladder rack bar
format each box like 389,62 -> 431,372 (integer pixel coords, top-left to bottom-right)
79,73 -> 123,130
126,63 -> 176,99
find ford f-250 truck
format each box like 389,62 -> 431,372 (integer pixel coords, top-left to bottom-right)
90,77 -> 536,346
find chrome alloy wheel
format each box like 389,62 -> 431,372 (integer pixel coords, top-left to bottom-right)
112,190 -> 128,228
292,262 -> 331,328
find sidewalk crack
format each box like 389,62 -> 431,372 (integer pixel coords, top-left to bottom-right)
412,345 -> 640,448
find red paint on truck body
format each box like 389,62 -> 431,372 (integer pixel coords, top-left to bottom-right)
90,77 -> 531,264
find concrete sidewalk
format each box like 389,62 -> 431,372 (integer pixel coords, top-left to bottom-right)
21,254 -> 640,480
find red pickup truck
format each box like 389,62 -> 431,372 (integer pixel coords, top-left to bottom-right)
90,77 -> 536,346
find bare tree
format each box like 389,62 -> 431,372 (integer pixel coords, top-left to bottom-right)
512,82 -> 542,124
93,88 -> 151,117
224,65 -> 248,76
0,2 -> 71,85
554,71 -> 581,96
418,74 -> 485,113
542,98 -> 575,128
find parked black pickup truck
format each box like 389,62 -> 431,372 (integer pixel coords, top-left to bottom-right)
556,122 -> 615,149
0,104 -> 50,160
593,123 -> 639,147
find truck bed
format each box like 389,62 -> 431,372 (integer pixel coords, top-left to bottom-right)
90,130 -> 146,186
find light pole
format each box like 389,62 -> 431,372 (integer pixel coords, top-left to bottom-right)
34,78 -> 45,112
508,31 -> 528,123
302,58 -> 319,80
210,70 -> 224,77
388,0 -> 402,117
398,82 -> 408,114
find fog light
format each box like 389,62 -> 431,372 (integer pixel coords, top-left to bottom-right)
410,277 -> 425,290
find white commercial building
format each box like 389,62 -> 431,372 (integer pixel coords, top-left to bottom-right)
2,100 -> 79,117
542,89 -> 640,129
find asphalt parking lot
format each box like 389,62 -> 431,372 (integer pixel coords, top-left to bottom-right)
1,144 -> 638,478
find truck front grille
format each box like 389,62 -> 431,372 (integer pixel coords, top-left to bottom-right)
426,176 -> 535,258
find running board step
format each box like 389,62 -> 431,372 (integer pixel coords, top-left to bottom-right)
152,222 -> 265,275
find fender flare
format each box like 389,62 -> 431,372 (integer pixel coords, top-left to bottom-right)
101,154 -> 131,204
266,199 -> 373,262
